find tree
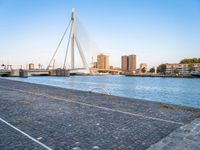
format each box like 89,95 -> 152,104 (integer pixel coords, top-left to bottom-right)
173,69 -> 179,74
180,59 -> 188,64
149,67 -> 155,73
180,58 -> 200,64
157,64 -> 166,74
141,67 -> 146,73
193,58 -> 198,63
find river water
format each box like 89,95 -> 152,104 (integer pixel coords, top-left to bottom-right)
8,75 -> 200,108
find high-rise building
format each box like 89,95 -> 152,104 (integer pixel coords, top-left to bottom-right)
97,54 -> 109,69
29,63 -> 34,70
128,55 -> 136,72
121,56 -> 129,71
121,54 -> 136,73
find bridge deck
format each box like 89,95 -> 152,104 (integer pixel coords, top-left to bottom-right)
0,70 -> 9,75
0,78 -> 200,149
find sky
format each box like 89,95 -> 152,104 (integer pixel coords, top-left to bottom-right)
0,0 -> 200,69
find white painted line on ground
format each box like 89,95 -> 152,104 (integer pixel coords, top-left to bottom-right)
49,95 -> 184,125
0,118 -> 52,150
0,85 -> 184,125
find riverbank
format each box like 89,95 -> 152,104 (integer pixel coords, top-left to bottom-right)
0,78 -> 200,149
125,74 -> 199,78
5,76 -> 200,108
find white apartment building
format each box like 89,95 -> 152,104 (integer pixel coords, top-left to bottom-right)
166,63 -> 200,74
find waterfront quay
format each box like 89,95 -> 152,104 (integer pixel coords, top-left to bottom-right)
125,73 -> 196,78
0,78 -> 200,149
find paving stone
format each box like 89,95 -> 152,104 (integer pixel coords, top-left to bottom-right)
0,122 -> 46,150
0,78 -> 200,149
148,118 -> 200,150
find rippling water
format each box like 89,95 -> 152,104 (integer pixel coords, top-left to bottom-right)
7,75 -> 200,108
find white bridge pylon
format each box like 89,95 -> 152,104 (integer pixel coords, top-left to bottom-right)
47,9 -> 89,72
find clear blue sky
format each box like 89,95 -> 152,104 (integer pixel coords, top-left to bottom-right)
0,0 -> 200,69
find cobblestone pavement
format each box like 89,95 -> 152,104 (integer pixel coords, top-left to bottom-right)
0,121 -> 46,150
0,78 -> 200,149
148,118 -> 200,150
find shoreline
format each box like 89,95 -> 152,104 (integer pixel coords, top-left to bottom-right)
2,76 -> 200,109
125,74 -> 199,78
1,76 -> 200,110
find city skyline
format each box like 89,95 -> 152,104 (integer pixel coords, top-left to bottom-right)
0,0 -> 200,68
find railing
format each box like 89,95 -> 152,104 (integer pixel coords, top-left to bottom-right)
0,70 -> 10,75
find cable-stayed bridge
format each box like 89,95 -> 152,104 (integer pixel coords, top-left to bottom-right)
47,9 -> 95,75
0,9 -> 122,77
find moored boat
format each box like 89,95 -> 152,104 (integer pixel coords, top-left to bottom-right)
191,72 -> 200,77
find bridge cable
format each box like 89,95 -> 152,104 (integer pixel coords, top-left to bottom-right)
76,17 -> 100,66
47,20 -> 71,69
75,36 -> 88,68
63,24 -> 72,69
